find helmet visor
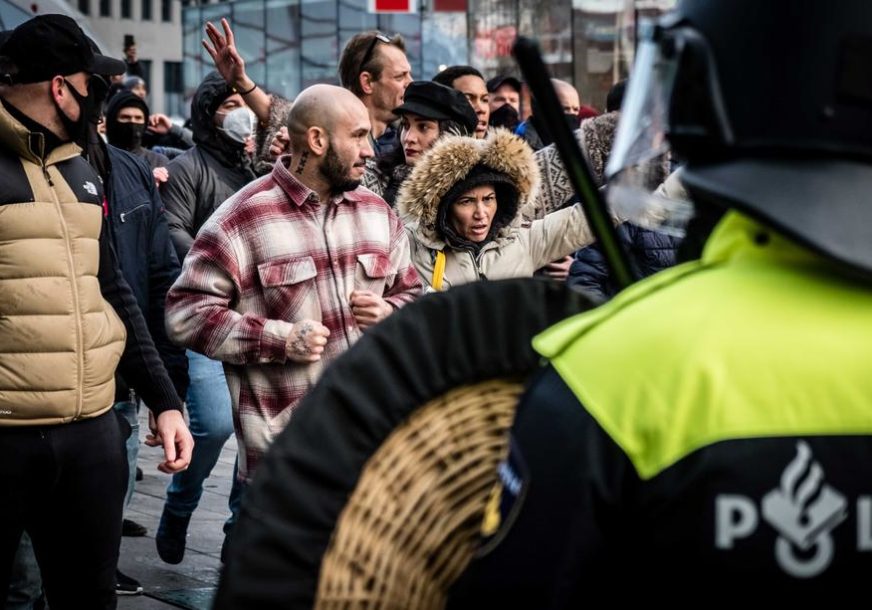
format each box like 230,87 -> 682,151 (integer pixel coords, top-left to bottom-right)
606,23 -> 693,238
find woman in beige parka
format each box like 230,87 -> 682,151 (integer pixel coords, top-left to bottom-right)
395,128 -> 597,290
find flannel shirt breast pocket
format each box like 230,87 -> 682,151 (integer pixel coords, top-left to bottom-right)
354,253 -> 393,295
257,256 -> 322,322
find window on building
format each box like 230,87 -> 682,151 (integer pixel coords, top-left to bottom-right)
99,0 -> 110,17
265,0 -> 301,98
121,0 -> 131,18
231,0 -> 266,86
138,58 -> 152,89
161,0 -> 172,22
142,0 -> 152,20
78,0 -> 89,15
164,61 -> 183,116
300,0 -> 338,87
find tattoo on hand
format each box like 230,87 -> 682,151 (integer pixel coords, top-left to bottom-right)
295,151 -> 309,174
291,321 -> 314,357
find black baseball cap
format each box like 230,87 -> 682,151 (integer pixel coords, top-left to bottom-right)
486,75 -> 521,93
393,81 -> 478,136
0,14 -> 125,84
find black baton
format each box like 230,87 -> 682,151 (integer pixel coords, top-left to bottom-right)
512,36 -> 636,289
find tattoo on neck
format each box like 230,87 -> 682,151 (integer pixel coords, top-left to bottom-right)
295,151 -> 309,174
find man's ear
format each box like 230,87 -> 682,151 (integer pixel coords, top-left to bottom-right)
359,71 -> 375,96
49,75 -> 66,105
307,126 -> 327,156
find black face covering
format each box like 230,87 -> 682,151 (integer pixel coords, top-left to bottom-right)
565,112 -> 582,130
53,78 -> 90,145
82,75 -> 111,183
489,104 -> 521,131
106,121 -> 144,151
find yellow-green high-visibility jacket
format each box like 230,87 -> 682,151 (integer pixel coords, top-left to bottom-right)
450,212 -> 872,606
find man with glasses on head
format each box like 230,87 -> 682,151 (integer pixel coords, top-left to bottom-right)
0,14 -> 192,609
338,30 -> 412,155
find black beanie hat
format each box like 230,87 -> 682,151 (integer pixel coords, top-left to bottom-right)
106,90 -> 150,126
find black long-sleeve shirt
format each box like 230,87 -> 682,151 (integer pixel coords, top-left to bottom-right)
98,218 -> 183,416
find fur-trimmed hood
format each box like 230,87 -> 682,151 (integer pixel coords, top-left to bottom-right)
396,128 -> 540,247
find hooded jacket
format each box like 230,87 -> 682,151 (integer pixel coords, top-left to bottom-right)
396,129 -> 595,289
161,71 -> 257,259
105,91 -> 169,170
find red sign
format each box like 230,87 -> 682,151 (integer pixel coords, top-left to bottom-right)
474,25 -> 517,59
433,0 -> 467,10
369,0 -> 414,12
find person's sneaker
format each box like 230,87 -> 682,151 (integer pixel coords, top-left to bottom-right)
135,466 -> 143,481
155,508 -> 191,565
115,570 -> 143,595
122,518 -> 147,537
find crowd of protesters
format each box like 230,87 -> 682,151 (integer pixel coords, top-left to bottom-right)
0,12 -> 685,609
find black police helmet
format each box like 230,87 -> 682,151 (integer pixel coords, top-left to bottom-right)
660,0 -> 872,274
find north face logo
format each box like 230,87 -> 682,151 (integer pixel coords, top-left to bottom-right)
715,441 -> 859,578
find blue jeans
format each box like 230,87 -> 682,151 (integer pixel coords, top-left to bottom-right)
114,399 -> 139,508
165,351 -> 240,524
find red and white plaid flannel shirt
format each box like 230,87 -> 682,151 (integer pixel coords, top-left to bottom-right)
166,157 -> 422,480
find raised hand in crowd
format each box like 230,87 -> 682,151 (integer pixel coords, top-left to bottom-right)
269,125 -> 290,159
350,290 -> 393,329
153,166 -> 169,185
285,320 -> 331,363
148,113 -> 175,135
203,17 -> 271,125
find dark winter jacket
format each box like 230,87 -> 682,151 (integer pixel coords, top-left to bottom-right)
106,145 -> 188,401
567,167 -> 688,302
568,222 -> 681,302
161,71 -> 257,259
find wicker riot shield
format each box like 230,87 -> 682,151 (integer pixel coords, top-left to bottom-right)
214,278 -> 594,610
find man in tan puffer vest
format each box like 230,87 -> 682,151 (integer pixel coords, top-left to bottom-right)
0,15 -> 193,610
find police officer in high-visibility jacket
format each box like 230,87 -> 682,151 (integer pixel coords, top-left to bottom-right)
447,0 -> 872,605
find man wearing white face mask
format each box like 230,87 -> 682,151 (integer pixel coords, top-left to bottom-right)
157,70 -> 257,566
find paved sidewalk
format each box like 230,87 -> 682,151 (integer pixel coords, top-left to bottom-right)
117,418 -> 237,609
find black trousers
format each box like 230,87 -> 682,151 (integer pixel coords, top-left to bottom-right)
0,409 -> 129,610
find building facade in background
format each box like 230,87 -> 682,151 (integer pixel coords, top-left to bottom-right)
182,0 -> 674,114
7,0 -> 183,115
5,0 -> 674,117
75,0 -> 184,116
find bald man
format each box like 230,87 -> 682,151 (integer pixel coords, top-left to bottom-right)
517,78 -> 583,151
552,78 -> 581,116
165,83 -> 422,495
